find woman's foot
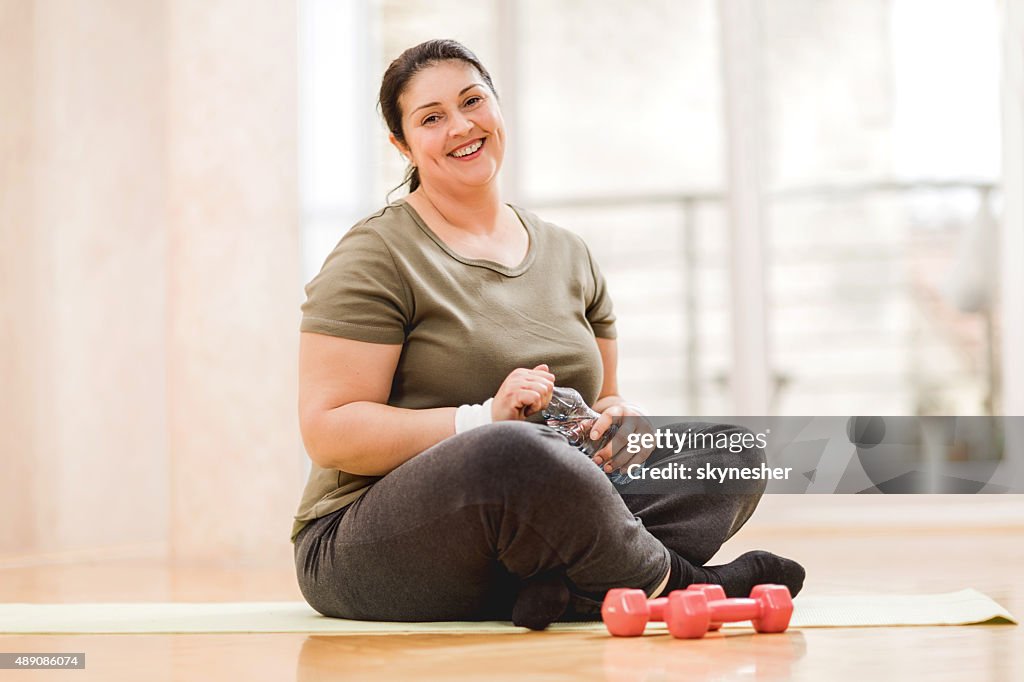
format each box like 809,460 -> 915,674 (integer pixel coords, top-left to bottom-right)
512,569 -> 570,631
668,548 -> 805,598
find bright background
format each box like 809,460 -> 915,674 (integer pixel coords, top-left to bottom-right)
302,0 -> 1005,418
2,0 -> 1022,564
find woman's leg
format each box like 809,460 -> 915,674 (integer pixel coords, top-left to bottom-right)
522,420 -> 803,621
612,420 -> 806,603
294,421 -> 671,622
618,421 -> 768,566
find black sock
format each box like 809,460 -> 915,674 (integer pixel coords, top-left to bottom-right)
512,569 -> 570,631
667,548 -> 805,599
513,549 -> 806,630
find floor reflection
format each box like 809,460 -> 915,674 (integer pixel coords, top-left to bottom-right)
600,631 -> 809,682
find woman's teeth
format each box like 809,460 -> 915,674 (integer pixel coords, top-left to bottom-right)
450,139 -> 483,157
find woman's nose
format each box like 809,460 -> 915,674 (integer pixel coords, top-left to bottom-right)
449,113 -> 473,136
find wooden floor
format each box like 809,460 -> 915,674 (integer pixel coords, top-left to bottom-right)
1,523 -> 1021,681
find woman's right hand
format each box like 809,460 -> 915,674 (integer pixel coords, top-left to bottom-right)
491,364 -> 556,421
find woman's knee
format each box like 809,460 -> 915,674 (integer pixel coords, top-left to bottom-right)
724,424 -> 767,468
454,421 -> 596,488
719,423 -> 768,495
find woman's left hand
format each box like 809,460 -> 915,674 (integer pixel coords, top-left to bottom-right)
589,403 -> 655,475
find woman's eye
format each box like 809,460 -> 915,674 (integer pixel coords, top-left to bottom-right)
464,96 -> 482,107
422,114 -> 441,125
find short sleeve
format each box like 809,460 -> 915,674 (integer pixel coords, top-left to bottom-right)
583,241 -> 617,339
300,227 -> 410,344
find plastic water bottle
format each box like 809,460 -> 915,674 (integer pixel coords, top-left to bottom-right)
541,386 -> 633,486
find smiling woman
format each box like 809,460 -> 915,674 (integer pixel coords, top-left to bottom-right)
378,41 -> 503,194
381,47 -> 524,268
290,38 -> 805,630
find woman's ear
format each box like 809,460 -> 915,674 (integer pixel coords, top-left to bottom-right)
389,133 -> 412,164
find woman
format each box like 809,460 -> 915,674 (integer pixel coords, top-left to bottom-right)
292,39 -> 804,629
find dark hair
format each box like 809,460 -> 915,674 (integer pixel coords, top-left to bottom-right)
379,39 -> 498,194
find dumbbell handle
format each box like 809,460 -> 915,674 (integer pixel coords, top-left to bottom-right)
706,597 -> 764,623
646,596 -> 668,622
613,594 -> 757,625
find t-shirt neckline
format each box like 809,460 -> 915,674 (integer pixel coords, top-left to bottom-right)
397,200 -> 537,277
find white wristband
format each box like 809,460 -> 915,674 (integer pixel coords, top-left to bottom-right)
455,398 -> 494,434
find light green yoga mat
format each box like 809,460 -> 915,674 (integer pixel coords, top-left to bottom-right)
0,589 -> 1015,635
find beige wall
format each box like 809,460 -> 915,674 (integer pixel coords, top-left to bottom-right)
0,0 -> 301,564
0,0 -> 37,555
166,0 -> 302,562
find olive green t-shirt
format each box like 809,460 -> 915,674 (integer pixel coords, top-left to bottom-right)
290,200 -> 617,543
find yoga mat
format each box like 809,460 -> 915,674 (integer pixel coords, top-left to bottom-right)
0,589 -> 1015,635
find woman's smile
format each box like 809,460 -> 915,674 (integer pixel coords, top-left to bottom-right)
392,59 -> 506,191
449,137 -> 485,160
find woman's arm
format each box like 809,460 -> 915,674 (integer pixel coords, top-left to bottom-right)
298,332 -> 556,477
589,337 -> 651,473
298,332 -> 456,476
593,337 -> 628,413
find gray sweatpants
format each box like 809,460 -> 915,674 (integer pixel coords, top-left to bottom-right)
293,420 -> 765,621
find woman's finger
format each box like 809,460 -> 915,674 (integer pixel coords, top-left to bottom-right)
592,441 -> 614,465
607,442 -> 637,472
518,388 -> 543,417
619,450 -> 648,473
526,378 -> 553,392
613,423 -> 657,472
529,364 -> 555,380
531,373 -> 556,386
518,380 -> 552,405
589,405 -> 624,441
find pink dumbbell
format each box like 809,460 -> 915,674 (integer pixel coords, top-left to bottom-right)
601,588 -> 679,637
685,584 -> 727,630
602,584 -> 794,639
668,584 -> 793,638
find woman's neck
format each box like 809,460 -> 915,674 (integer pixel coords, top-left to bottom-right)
412,183 -> 504,235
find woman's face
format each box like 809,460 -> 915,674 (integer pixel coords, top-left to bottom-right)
394,60 -> 506,194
